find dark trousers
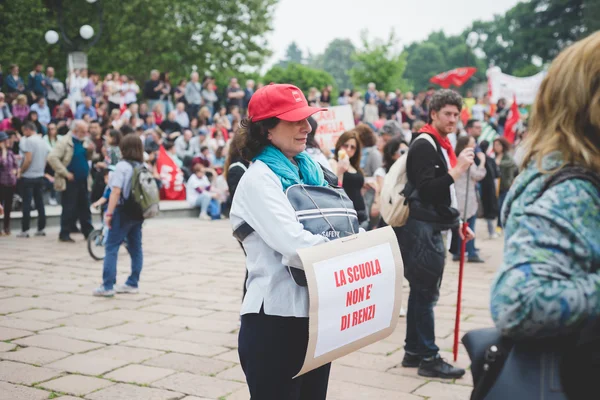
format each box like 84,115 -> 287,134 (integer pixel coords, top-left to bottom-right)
187,104 -> 201,120
239,308 -> 331,400
497,190 -> 508,228
21,177 -> 46,233
60,180 -> 93,239
0,184 -> 16,233
405,279 -> 441,358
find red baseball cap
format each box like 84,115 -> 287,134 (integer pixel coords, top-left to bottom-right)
248,83 -> 326,122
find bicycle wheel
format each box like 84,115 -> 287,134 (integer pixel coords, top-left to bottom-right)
87,229 -> 106,261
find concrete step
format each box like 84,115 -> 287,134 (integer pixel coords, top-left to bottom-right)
1,201 -> 198,232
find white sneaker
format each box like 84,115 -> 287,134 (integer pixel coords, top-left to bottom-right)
49,198 -> 58,206
92,286 -> 115,297
115,284 -> 139,294
199,213 -> 211,221
399,307 -> 407,317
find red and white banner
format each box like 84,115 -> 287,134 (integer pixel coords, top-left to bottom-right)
157,145 -> 186,201
313,105 -> 355,151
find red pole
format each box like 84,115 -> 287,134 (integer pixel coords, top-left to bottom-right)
453,167 -> 471,362
453,221 -> 468,362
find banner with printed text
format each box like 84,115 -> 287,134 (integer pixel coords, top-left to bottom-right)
156,145 -> 186,201
294,226 -> 404,377
313,105 -> 355,151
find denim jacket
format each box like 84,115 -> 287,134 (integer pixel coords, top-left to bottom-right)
490,152 -> 600,338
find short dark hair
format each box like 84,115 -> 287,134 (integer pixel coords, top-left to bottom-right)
465,119 -> 478,130
163,141 -> 175,151
109,129 -> 122,146
119,132 -> 144,162
428,89 -> 463,123
120,124 -> 135,136
22,122 -> 37,132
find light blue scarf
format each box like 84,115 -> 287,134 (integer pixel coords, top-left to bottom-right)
254,144 -> 327,191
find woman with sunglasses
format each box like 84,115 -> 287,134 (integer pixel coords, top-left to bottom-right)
331,130 -> 368,227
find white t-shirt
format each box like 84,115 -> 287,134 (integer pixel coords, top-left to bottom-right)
403,99 -> 415,110
374,167 -> 386,178
122,82 -> 139,105
186,173 -> 211,206
471,104 -> 486,121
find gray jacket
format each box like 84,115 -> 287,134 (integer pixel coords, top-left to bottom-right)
184,82 -> 202,105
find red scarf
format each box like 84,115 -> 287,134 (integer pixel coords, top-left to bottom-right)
419,124 -> 457,168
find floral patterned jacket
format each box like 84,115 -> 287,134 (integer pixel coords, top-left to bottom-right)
490,152 -> 600,338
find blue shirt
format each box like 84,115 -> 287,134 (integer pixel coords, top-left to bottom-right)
75,104 -> 97,120
67,137 -> 90,181
27,72 -> 46,96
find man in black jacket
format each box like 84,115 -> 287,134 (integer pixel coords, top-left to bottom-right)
398,89 -> 474,379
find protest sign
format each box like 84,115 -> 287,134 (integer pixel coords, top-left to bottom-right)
295,226 -> 403,377
313,105 -> 355,151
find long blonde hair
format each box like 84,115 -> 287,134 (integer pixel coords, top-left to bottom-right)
522,31 -> 600,174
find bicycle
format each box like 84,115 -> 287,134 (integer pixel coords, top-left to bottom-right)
87,207 -> 128,261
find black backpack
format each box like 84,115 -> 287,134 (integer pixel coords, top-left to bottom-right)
462,165 -> 600,400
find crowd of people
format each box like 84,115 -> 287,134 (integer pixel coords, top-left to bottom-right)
1,30 -> 599,400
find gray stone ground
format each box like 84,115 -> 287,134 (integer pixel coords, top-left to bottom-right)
0,218 -> 502,399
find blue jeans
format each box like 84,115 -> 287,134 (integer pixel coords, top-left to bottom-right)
21,177 -> 46,233
102,208 -> 143,290
405,279 -> 441,358
455,215 -> 477,258
194,192 -> 212,214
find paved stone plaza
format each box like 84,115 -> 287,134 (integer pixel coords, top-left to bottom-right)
0,218 -> 502,399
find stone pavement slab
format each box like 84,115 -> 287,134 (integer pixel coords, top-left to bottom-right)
0,326 -> 33,341
153,372 -> 245,398
0,381 -> 50,400
0,360 -> 61,385
39,375 -> 114,396
0,218 -> 504,399
45,353 -> 130,375
13,334 -> 105,353
144,352 -> 235,375
83,345 -> 165,363
85,383 -> 183,400
104,364 -> 176,384
0,346 -> 70,365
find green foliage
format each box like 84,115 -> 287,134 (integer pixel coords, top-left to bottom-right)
350,32 -> 409,93
278,42 -> 303,67
263,63 -> 335,96
311,39 -> 356,90
0,0 -> 277,82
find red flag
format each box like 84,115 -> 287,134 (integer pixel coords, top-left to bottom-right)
156,145 -> 186,200
430,67 -> 477,88
504,95 -> 520,144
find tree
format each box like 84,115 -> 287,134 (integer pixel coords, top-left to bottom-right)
317,39 -> 356,90
263,63 -> 335,96
278,42 -> 304,67
402,42 -> 446,91
350,31 -> 409,93
0,0 -> 278,83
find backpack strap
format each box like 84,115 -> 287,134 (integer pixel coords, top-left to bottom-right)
536,165 -> 600,200
228,161 -> 248,172
232,164 -> 338,243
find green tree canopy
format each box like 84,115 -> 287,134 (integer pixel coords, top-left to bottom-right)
278,42 -> 304,67
350,31 -> 409,93
263,63 -> 335,96
0,0 -> 278,82
312,39 -> 356,90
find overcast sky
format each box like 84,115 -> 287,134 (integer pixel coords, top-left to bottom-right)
265,0 -> 522,68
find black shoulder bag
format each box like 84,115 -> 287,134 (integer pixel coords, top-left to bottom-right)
462,165 -> 600,400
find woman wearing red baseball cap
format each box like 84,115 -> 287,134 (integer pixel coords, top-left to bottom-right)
230,83 -> 332,399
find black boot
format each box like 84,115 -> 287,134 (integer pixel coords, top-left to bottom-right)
418,355 -> 465,379
401,353 -> 422,368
